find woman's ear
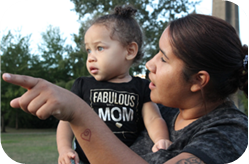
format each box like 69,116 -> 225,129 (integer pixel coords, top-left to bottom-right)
126,42 -> 138,61
190,71 -> 210,92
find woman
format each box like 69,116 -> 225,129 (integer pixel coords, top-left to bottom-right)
2,14 -> 248,164
130,14 -> 248,164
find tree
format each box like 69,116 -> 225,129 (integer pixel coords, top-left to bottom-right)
38,25 -> 73,83
1,77 -> 15,132
0,26 -> 85,130
1,31 -> 33,131
37,24 -> 90,90
70,0 -> 200,75
68,19 -> 91,79
238,92 -> 248,115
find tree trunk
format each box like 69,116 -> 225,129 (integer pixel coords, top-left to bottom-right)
1,114 -> 6,133
15,109 -> 19,130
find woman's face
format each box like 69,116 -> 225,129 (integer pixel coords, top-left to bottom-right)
146,27 -> 192,108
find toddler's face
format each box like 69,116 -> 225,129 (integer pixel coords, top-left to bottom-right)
84,25 -> 129,82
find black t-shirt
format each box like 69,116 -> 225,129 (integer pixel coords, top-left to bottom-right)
71,76 -> 151,163
131,100 -> 248,164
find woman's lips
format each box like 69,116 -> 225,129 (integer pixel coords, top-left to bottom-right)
149,82 -> 156,89
148,74 -> 155,89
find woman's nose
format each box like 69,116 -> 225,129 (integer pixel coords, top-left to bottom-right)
146,56 -> 156,73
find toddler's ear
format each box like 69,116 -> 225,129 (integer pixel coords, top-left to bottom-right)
126,42 -> 138,61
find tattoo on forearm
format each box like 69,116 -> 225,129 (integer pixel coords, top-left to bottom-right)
81,128 -> 91,142
176,155 -> 203,164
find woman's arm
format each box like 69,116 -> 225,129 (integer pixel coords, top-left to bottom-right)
2,73 -> 208,164
164,153 -> 205,164
69,102 -> 147,164
2,73 -> 147,164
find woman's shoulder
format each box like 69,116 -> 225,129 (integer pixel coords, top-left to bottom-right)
184,101 -> 248,163
189,100 -> 247,138
171,100 -> 248,164
203,100 -> 248,125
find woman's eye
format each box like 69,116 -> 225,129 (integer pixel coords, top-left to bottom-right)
161,57 -> 166,62
97,47 -> 104,51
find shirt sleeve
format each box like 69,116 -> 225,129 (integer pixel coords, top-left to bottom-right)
182,115 -> 248,164
70,77 -> 84,98
142,79 -> 151,103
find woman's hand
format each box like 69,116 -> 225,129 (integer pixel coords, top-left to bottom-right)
2,73 -> 80,121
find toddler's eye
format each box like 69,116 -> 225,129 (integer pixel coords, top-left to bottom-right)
86,49 -> 91,54
97,47 -> 104,51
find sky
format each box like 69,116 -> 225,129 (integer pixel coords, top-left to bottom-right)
0,0 -> 248,54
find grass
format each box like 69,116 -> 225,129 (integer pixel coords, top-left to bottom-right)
1,127 -> 58,164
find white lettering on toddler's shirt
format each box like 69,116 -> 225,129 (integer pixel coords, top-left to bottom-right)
92,90 -> 137,107
91,89 -> 138,122
98,107 -> 134,122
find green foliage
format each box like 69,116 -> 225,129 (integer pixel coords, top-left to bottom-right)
67,18 -> 91,79
239,92 -> 248,115
0,25 -> 91,129
38,25 -> 73,83
1,31 -> 35,130
1,28 -> 71,129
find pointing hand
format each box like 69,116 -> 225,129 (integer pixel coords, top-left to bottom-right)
2,73 -> 80,121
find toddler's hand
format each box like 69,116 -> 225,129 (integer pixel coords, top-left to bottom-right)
152,139 -> 172,152
58,149 -> 80,164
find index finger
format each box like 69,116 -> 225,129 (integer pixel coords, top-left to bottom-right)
2,73 -> 39,90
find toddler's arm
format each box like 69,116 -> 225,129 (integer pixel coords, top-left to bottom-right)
57,121 -> 80,164
142,102 -> 172,152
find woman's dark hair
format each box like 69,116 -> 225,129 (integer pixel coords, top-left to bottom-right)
168,14 -> 248,101
90,5 -> 144,64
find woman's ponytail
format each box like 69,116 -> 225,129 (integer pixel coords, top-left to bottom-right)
239,44 -> 248,97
